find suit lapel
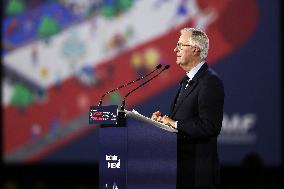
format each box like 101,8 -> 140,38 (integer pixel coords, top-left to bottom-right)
170,63 -> 208,117
170,86 -> 181,114
171,81 -> 198,116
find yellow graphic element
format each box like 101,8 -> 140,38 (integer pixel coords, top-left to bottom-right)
131,52 -> 142,68
40,67 -> 49,79
144,48 -> 160,69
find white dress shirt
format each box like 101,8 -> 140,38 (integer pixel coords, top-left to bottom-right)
184,60 -> 206,89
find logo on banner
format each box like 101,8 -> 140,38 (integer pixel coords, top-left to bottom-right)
219,113 -> 257,144
89,105 -> 118,124
105,182 -> 118,189
106,155 -> 120,169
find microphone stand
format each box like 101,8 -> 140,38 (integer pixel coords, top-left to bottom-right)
120,65 -> 170,110
97,64 -> 162,106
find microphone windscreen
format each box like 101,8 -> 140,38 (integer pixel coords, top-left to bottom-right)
165,65 -> 170,69
156,64 -> 162,69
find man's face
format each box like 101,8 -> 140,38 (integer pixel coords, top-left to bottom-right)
174,32 -> 194,70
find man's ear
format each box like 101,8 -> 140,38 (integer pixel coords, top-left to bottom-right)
192,47 -> 200,55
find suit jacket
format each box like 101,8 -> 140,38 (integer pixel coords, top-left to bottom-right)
169,63 -> 224,188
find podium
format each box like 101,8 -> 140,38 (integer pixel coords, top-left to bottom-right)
97,108 -> 177,189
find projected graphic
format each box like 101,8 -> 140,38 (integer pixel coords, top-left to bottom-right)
2,0 -> 281,167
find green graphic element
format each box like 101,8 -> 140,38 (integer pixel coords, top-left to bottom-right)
118,0 -> 132,10
11,83 -> 34,108
6,0 -> 25,16
101,0 -> 133,18
38,16 -> 60,39
109,91 -> 122,105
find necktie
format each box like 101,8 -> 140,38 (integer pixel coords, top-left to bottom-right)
176,75 -> 189,103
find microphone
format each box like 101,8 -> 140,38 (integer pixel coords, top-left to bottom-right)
120,65 -> 170,110
98,64 -> 162,106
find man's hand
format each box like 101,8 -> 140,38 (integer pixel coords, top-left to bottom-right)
151,111 -> 162,121
151,111 -> 176,128
160,115 -> 176,128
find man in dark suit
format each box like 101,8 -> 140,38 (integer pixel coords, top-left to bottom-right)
152,28 -> 224,189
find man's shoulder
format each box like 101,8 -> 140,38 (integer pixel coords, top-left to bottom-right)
201,67 -> 220,79
201,68 -> 224,86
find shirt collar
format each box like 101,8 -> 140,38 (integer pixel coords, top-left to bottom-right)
186,60 -> 206,80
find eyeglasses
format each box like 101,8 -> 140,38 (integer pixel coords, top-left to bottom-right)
176,42 -> 192,50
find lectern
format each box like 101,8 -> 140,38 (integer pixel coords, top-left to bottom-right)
90,106 -> 177,189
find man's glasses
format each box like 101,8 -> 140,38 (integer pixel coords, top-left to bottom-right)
176,42 -> 192,50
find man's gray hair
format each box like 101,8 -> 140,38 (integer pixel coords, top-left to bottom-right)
181,28 -> 209,60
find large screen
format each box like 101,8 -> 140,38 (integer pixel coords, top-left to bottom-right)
3,0 -> 281,166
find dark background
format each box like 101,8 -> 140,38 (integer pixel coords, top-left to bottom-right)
2,0 -> 283,188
